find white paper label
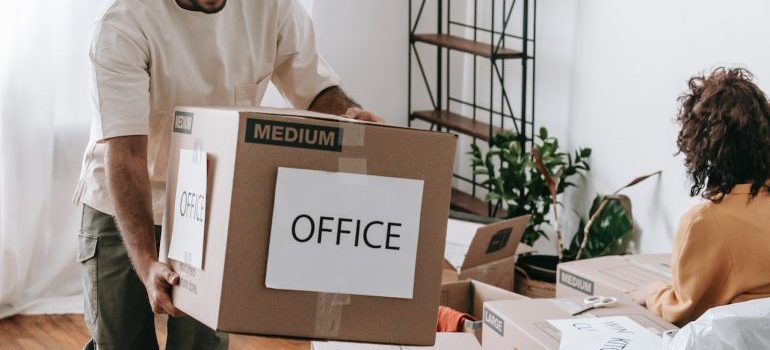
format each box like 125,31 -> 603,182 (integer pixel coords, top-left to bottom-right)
266,167 -> 425,299
547,316 -> 662,350
168,149 -> 207,269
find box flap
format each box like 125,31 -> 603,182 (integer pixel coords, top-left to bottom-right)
461,215 -> 530,270
442,258 -> 455,271
441,279 -> 526,321
469,280 -> 527,319
178,106 -> 446,134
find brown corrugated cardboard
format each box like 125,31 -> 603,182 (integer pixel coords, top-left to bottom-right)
159,106 -> 457,345
442,216 -> 535,291
439,280 -> 527,342
311,332 -> 482,350
481,297 -> 677,350
556,254 -> 672,298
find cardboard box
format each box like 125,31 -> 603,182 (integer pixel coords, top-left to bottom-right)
442,215 -> 535,291
439,280 -> 527,342
556,254 -> 672,298
311,332 -> 482,350
481,297 -> 677,350
159,107 -> 457,345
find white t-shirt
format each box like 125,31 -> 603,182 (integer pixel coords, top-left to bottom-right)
73,0 -> 341,223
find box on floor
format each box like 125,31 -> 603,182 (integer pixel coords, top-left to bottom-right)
159,107 -> 457,345
556,254 -> 671,298
439,279 -> 527,342
311,332 -> 482,350
442,215 -> 535,291
481,297 -> 677,350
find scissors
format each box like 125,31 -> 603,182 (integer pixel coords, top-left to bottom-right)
571,295 -> 618,316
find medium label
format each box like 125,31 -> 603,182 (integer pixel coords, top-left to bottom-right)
559,270 -> 595,295
173,111 -> 194,134
244,118 -> 343,152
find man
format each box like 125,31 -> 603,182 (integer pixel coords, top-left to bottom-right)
73,0 -> 382,348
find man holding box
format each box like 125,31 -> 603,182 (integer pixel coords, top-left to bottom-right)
73,0 -> 382,349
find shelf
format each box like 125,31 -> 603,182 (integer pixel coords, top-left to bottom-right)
411,110 -> 502,141
451,188 -> 490,217
412,33 -> 524,59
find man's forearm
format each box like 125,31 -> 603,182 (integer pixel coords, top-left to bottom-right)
308,86 -> 361,115
105,136 -> 157,283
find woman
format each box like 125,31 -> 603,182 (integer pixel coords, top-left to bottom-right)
642,68 -> 770,326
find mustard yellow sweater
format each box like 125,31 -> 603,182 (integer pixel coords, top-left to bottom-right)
646,184 -> 770,326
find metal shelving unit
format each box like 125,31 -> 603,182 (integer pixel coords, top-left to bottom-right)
408,0 -> 537,217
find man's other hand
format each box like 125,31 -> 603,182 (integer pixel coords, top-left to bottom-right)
343,107 -> 384,123
141,260 -> 186,317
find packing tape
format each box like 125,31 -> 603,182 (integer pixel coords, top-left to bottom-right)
338,158 -> 367,174
340,123 -> 365,147
193,137 -> 205,164
314,292 -> 351,338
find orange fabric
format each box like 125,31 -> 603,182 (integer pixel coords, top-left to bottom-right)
436,306 -> 475,332
646,184 -> 770,326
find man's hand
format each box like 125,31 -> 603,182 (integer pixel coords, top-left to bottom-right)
141,260 -> 185,317
344,107 -> 384,123
309,86 -> 384,123
105,135 -> 184,317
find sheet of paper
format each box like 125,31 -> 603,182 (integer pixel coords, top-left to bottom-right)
444,218 -> 483,270
266,167 -> 424,299
167,149 -> 208,269
547,316 -> 661,350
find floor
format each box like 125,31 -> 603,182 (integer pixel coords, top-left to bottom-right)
0,314 -> 310,350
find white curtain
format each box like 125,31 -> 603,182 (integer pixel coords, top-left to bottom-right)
0,1 -> 109,318
0,0 -> 312,318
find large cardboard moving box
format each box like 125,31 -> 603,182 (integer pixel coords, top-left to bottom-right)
481,297 -> 677,350
439,280 -> 527,342
311,332 -> 482,350
442,215 -> 535,291
556,254 -> 671,298
160,107 -> 457,345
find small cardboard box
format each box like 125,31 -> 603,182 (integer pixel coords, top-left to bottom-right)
481,297 -> 677,350
439,280 -> 527,342
442,215 -> 535,291
159,107 -> 457,345
556,254 -> 672,298
311,332 -> 482,350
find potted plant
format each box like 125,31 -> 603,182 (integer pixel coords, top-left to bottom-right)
470,127 -> 657,297
469,127 -> 591,246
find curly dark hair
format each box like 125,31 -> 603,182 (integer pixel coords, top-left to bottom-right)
677,67 -> 770,202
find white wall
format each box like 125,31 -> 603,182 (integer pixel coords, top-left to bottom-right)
564,0 -> 770,253
312,1 -> 412,125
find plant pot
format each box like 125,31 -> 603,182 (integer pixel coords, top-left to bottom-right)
514,254 -> 559,298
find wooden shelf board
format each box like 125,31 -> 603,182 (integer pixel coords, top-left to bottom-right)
411,110 -> 502,141
413,33 -> 524,59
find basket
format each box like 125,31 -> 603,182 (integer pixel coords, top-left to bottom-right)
513,254 -> 558,298
514,266 -> 556,298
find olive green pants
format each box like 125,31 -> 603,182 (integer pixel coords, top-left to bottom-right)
78,205 -> 229,350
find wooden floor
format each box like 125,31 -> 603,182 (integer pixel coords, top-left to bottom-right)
0,314 -> 309,350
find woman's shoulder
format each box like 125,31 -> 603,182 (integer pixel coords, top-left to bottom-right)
678,202 -> 721,238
